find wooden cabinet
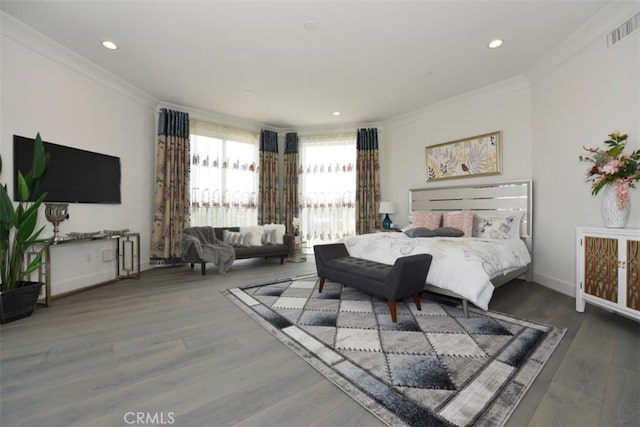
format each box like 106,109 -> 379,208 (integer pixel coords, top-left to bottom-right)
576,227 -> 639,321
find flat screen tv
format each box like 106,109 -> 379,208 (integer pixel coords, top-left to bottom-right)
13,135 -> 121,204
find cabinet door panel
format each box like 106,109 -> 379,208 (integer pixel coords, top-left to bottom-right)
627,239 -> 639,310
584,236 -> 618,302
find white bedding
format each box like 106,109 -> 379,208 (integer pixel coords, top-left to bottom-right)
341,233 -> 531,310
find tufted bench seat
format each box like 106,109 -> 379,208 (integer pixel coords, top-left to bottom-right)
313,243 -> 432,322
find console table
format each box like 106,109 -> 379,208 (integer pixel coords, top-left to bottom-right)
28,232 -> 141,306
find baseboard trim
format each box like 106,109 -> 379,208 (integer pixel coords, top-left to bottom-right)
532,272 -> 575,298
51,277 -> 120,300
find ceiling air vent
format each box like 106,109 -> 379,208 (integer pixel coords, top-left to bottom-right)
606,10 -> 639,47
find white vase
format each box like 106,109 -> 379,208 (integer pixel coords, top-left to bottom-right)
601,183 -> 630,228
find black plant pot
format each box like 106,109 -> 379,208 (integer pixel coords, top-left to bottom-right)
0,281 -> 44,324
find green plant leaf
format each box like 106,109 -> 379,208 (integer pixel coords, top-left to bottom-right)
22,249 -> 44,277
23,225 -> 45,245
17,171 -> 30,202
608,145 -> 624,157
0,183 -> 14,227
15,206 -> 38,243
30,133 -> 48,193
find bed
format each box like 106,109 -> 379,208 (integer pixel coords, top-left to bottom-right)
342,180 -> 532,314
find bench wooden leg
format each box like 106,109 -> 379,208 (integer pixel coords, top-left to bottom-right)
200,263 -> 206,275
280,257 -> 284,265
190,263 -> 194,269
388,300 -> 398,323
413,293 -> 422,311
318,277 -> 325,293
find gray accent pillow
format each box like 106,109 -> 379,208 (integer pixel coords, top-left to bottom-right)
404,227 -> 438,238
434,227 -> 464,237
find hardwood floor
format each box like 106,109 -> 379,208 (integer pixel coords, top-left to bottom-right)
1,258 -> 638,427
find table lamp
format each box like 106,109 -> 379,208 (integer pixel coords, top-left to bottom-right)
378,201 -> 395,229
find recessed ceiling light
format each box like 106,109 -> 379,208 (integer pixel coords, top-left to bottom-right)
488,39 -> 503,49
243,89 -> 252,95
304,20 -> 317,31
332,111 -> 341,116
102,40 -> 118,50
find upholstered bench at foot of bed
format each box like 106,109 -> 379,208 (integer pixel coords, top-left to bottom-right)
313,243 -> 432,322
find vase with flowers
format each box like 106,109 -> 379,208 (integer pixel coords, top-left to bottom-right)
579,131 -> 640,228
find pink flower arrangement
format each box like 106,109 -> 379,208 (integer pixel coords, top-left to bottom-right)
579,132 -> 640,208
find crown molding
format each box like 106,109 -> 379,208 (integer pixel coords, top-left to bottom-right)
524,1 -> 640,85
160,100 -> 382,135
382,76 -> 530,129
1,11 -> 158,110
157,101 -> 267,133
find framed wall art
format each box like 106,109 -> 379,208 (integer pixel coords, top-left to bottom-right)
425,131 -> 502,181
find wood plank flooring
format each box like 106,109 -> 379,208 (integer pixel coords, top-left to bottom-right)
1,258 -> 638,427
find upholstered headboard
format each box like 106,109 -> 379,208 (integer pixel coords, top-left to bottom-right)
409,180 -> 533,242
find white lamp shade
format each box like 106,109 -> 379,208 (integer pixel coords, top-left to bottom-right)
378,201 -> 395,214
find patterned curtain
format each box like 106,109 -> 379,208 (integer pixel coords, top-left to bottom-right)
151,108 -> 190,265
258,129 -> 279,224
283,133 -> 299,234
356,128 -> 381,234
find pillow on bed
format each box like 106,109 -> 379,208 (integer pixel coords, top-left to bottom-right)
434,227 -> 464,237
404,227 -> 438,238
442,211 -> 474,237
412,211 -> 442,229
474,212 -> 524,239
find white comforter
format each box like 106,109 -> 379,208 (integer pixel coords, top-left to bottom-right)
341,233 -> 531,310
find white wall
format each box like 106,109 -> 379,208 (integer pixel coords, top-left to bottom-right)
1,13 -> 157,296
380,76 -> 533,228
528,3 -> 640,295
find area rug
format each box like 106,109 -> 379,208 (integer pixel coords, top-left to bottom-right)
223,276 -> 566,427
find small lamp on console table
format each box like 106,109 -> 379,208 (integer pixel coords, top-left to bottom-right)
378,201 -> 395,229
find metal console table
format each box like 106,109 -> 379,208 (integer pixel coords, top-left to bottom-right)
28,232 -> 140,306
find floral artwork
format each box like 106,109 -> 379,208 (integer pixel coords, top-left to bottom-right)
426,131 -> 501,181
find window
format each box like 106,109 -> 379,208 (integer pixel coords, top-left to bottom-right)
189,120 -> 259,227
299,132 -> 357,246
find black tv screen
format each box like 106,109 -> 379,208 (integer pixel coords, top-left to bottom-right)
13,135 -> 121,204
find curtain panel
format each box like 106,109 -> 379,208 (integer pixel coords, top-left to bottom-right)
150,108 -> 191,265
355,128 -> 381,235
283,133 -> 299,235
189,119 -> 259,227
298,132 -> 356,247
258,129 -> 279,225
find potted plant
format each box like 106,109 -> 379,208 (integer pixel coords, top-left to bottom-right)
0,133 -> 49,323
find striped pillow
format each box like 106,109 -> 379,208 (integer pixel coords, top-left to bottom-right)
442,211 -> 474,237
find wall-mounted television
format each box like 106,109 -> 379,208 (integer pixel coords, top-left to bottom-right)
13,135 -> 121,204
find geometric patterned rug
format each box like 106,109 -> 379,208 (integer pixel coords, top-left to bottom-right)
223,275 -> 566,427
